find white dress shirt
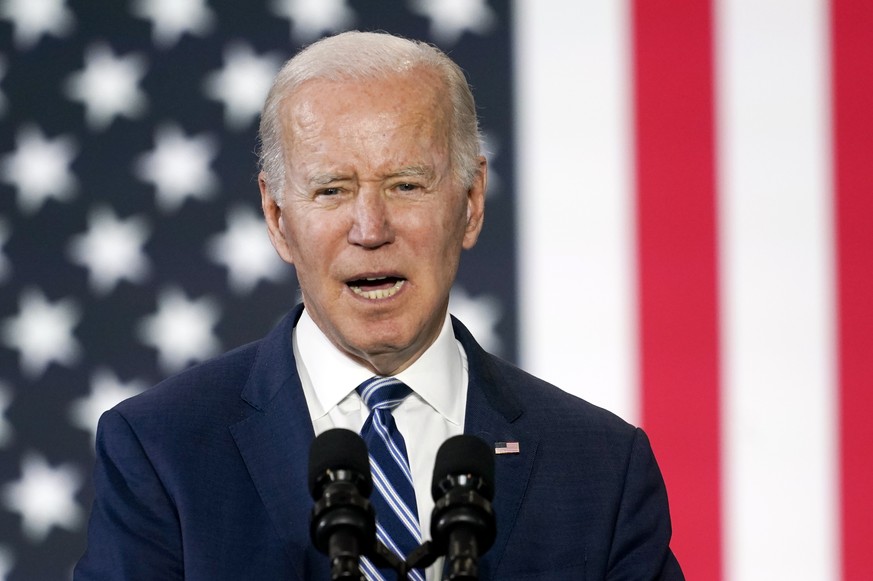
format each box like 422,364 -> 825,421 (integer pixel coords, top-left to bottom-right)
293,308 -> 468,580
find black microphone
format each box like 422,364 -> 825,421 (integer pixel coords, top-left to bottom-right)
430,435 -> 497,580
309,428 -> 375,581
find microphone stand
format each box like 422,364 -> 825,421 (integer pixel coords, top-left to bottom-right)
334,504 -> 488,580
404,538 -> 483,581
365,540 -> 409,578
405,540 -> 441,575
364,539 -> 441,581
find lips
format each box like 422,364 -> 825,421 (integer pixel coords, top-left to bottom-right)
347,276 -> 406,300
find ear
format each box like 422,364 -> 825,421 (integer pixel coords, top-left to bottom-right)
259,172 -> 295,265
462,156 -> 487,250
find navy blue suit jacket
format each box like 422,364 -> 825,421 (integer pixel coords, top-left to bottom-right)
75,305 -> 683,580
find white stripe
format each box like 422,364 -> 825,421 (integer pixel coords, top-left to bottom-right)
371,472 -> 420,539
513,0 -> 638,422
359,556 -> 385,581
372,397 -> 405,409
371,458 -> 422,540
715,1 -> 839,579
372,415 -> 414,483
375,522 -> 405,559
361,376 -> 398,403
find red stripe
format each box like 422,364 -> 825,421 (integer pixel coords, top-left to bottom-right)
632,1 -> 722,579
831,1 -> 873,579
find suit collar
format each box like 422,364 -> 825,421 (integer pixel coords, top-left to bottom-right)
230,304 -> 327,581
452,316 -> 538,577
451,315 -> 523,424
238,305 -> 304,411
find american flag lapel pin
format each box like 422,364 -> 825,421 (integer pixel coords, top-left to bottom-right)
494,441 -> 520,455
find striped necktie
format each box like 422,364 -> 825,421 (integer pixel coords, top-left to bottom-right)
356,376 -> 424,581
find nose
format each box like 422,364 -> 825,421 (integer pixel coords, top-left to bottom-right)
347,188 -> 394,248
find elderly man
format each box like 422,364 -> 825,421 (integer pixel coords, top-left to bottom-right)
75,31 -> 683,580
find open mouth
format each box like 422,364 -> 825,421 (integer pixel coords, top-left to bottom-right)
347,276 -> 406,300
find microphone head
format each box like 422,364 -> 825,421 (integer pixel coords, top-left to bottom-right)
308,428 -> 372,499
431,435 -> 495,501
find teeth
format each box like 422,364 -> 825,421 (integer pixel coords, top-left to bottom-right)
350,279 -> 404,300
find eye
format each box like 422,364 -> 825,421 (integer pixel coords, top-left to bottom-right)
317,187 -> 342,197
395,182 -> 420,192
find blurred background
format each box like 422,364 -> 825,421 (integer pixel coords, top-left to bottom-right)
0,0 -> 869,579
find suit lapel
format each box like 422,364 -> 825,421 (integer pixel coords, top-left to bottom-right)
228,307 -> 328,581
453,318 -> 539,576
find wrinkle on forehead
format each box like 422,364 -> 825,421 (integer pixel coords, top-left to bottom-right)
277,69 -> 453,183
283,69 -> 449,138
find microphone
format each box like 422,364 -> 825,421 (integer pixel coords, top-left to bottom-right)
309,428 -> 375,581
430,435 -> 497,580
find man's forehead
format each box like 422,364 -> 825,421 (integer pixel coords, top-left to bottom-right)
279,80 -> 450,150
282,69 -> 446,121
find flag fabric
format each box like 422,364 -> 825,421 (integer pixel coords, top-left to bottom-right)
515,1 -> 872,580
494,441 -> 520,455
0,1 -> 870,580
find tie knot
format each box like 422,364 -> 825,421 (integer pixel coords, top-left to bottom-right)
356,376 -> 411,411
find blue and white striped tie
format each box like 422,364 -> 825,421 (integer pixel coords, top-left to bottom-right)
356,376 -> 425,581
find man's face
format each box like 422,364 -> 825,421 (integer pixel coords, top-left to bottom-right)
261,68 -> 486,375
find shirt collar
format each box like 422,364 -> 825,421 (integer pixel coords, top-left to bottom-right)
294,308 -> 466,426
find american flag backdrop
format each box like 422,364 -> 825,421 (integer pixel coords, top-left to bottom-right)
0,0 -> 870,580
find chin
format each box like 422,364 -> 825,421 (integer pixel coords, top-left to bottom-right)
343,325 -> 416,357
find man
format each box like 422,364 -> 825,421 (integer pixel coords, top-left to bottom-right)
75,31 -> 683,580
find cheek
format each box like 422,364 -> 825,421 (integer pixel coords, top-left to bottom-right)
409,194 -> 467,236
285,212 -> 345,270
436,202 -> 470,251
408,213 -> 465,276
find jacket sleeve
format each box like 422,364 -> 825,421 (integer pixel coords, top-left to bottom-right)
607,428 -> 684,580
74,408 -> 184,580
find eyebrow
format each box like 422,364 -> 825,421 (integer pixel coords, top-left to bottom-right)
388,165 -> 435,180
308,173 -> 350,186
308,166 -> 436,186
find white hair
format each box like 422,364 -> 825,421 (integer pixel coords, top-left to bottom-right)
257,31 -> 481,201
